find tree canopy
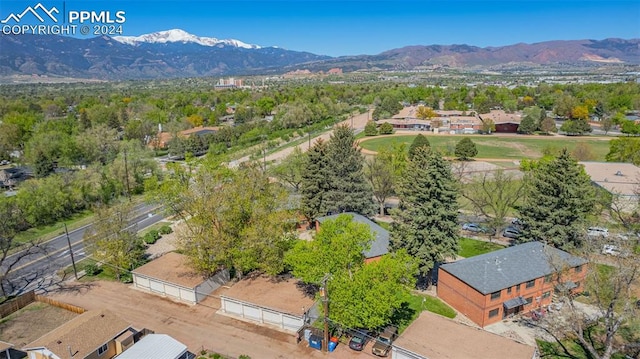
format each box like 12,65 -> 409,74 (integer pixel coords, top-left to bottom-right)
454,137 -> 478,160
517,148 -> 595,249
391,147 -> 459,279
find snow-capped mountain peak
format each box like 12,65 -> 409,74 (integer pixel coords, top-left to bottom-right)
112,29 -> 261,49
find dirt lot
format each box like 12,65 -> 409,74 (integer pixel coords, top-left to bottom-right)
0,302 -> 78,347
44,280 -> 375,358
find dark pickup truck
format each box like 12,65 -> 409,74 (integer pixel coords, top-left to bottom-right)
372,325 -> 398,357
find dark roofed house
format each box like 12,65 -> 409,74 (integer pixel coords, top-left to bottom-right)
479,109 -> 522,133
437,242 -> 587,327
316,212 -> 389,263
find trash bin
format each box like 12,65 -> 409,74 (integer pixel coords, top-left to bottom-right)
328,340 -> 337,352
309,335 -> 322,350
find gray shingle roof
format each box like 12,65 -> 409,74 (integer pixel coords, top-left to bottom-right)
316,212 -> 389,259
440,242 -> 587,295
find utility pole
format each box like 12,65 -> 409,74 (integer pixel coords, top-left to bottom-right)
320,274 -> 330,352
64,223 -> 78,279
123,149 -> 131,202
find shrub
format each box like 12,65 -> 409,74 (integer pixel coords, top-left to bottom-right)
144,230 -> 161,244
159,225 -> 173,235
379,122 -> 394,135
84,263 -> 101,276
364,121 -> 378,136
239,356 -> 251,359
119,272 -> 133,283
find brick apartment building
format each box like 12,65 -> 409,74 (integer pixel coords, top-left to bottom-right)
437,242 -> 587,327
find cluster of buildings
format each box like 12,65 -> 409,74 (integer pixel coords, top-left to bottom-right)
378,106 -> 523,134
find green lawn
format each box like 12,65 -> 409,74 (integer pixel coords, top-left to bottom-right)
359,134 -> 612,160
393,293 -> 456,333
14,210 -> 95,247
458,237 -> 506,258
138,221 -> 172,236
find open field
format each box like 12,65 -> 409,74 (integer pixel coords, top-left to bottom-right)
458,238 -> 506,258
0,302 -> 78,347
359,134 -> 612,160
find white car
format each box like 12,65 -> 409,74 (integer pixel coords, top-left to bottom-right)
587,227 -> 609,238
602,244 -> 628,257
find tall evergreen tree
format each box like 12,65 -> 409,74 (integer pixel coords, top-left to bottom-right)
408,134 -> 430,160
391,147 -> 459,280
517,148 -> 595,249
325,125 -> 375,215
300,139 -> 331,221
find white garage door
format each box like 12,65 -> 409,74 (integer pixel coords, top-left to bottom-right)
134,275 -> 150,290
220,297 -> 304,333
149,279 -> 164,293
392,347 -> 425,359
164,283 -> 180,299
179,288 -> 197,303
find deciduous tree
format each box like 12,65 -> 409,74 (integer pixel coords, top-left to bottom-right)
271,147 -> 305,192
364,121 -> 378,136
365,155 -> 395,216
606,137 -> 640,165
454,137 -> 478,160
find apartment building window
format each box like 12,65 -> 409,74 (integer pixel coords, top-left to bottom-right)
525,297 -> 533,305
98,344 -> 108,356
542,291 -> 551,299
526,279 -> 536,288
489,308 -> 500,318
544,274 -> 552,283
507,287 -> 512,294
575,265 -> 583,273
490,291 -> 501,300
516,284 -> 520,292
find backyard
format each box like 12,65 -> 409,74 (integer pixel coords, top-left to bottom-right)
359,134 -> 612,160
0,302 -> 78,348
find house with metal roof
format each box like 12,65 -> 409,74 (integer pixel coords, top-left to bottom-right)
437,242 -> 587,327
116,334 -> 191,359
315,212 -> 389,263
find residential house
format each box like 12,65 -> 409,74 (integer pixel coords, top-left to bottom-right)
132,252 -> 229,305
448,115 -> 484,132
25,309 -> 137,359
580,161 -> 640,212
114,334 -> 190,359
437,242 -> 587,327
479,110 -> 522,133
392,311 -> 536,359
147,126 -> 220,150
315,212 -> 389,263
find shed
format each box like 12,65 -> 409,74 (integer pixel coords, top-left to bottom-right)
392,311 -> 536,359
219,274 -> 315,333
132,252 -> 229,304
116,334 -> 189,359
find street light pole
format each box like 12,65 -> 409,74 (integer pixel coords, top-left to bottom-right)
64,223 -> 78,279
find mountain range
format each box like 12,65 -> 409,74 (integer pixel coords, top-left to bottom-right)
0,29 -> 638,80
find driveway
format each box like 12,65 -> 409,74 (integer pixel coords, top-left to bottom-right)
44,280 -> 369,358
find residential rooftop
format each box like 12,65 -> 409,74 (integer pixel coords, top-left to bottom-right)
316,212 -> 389,258
115,334 -> 187,359
479,109 -> 522,124
132,252 -> 206,289
440,242 -> 587,294
25,309 -> 131,359
580,161 -> 640,197
394,311 -> 536,359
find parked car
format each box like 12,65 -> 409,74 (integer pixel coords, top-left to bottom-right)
349,330 -> 369,351
511,218 -> 525,227
587,227 -> 609,238
372,326 -> 398,357
462,223 -> 482,232
502,226 -> 521,239
602,244 -> 628,257
462,223 -> 496,236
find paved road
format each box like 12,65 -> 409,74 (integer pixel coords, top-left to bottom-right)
2,203 -> 164,295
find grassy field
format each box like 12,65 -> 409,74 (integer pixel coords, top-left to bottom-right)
458,237 -> 506,258
359,134 -> 612,160
14,210 -> 95,247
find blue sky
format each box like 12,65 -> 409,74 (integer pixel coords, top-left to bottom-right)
1,0 -> 639,56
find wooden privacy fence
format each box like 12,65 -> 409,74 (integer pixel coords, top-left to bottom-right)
0,291 -> 85,318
